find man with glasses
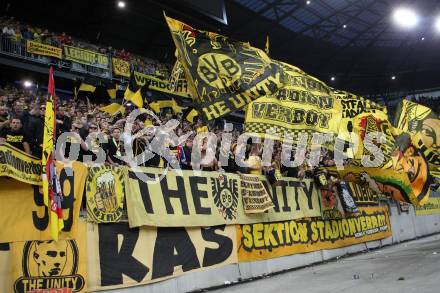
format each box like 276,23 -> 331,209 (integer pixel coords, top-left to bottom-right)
84,122 -> 107,163
59,122 -> 89,162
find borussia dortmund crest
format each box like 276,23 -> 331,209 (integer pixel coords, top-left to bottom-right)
211,174 -> 239,220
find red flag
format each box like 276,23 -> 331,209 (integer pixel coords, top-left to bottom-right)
42,66 -> 64,240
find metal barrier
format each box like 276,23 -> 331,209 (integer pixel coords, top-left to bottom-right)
0,34 -> 112,79
70,60 -> 111,79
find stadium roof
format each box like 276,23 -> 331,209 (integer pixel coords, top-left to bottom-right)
2,0 -> 440,95
235,0 -> 440,48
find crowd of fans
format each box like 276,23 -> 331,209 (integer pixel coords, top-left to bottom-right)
0,83 -> 341,182
2,81 -> 439,203
0,16 -> 171,78
409,96 -> 440,114
0,15 -> 437,184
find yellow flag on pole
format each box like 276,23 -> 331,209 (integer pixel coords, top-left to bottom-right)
42,66 -> 64,241
99,103 -> 125,116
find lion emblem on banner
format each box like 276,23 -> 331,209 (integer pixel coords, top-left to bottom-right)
211,174 -> 239,220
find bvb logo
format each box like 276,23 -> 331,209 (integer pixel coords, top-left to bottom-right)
212,174 -> 239,220
197,53 -> 241,89
86,167 -> 125,223
14,240 -> 85,292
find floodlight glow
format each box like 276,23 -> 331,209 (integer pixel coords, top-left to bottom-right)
23,80 -> 32,88
393,7 -> 419,28
306,1 -> 311,5
118,1 -> 126,8
343,24 -> 347,29
435,17 -> 440,32
330,76 -> 335,81
391,75 -> 396,80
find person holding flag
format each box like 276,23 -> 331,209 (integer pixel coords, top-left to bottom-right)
41,66 -> 64,241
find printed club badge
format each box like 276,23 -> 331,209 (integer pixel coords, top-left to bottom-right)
14,240 -> 85,293
211,174 -> 239,221
86,167 -> 125,223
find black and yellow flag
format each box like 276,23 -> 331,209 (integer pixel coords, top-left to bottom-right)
99,103 -> 125,116
75,79 -> 117,103
243,60 -> 340,142
265,35 -> 270,55
124,73 -> 138,98
183,108 -> 199,123
333,90 -> 388,119
333,90 -> 392,167
107,83 -> 117,99
395,99 -> 439,166
74,81 -> 96,98
124,74 -> 144,108
78,82 -> 96,93
165,16 -> 285,120
149,98 -> 186,114
130,89 -> 144,109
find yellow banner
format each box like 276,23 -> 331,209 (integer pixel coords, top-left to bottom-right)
348,113 -> 396,168
87,222 -> 237,291
244,95 -> 341,140
244,60 -> 340,140
125,168 -> 321,227
0,161 -> 87,243
10,220 -> 87,293
112,58 -> 130,77
334,91 -> 393,167
0,243 -> 10,293
26,40 -> 62,59
86,166 -> 126,223
237,206 -> 392,262
133,71 -> 190,98
0,143 -> 42,185
415,197 -> 440,215
63,45 -> 109,68
334,90 -> 387,119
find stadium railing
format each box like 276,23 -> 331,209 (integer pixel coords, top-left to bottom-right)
0,34 -> 113,79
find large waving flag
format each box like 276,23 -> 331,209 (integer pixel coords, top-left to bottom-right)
42,66 -> 64,241
165,16 -> 285,120
395,99 -> 439,166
